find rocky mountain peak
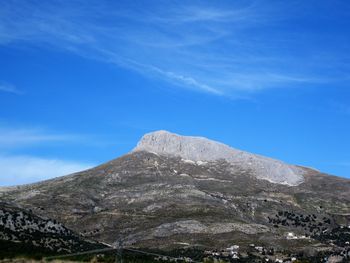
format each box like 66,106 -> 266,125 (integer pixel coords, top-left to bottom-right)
133,130 -> 242,160
133,130 -> 305,186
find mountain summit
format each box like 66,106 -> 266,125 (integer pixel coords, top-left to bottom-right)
134,130 -> 304,186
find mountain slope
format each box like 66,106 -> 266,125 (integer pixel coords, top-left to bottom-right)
1,131 -> 350,259
0,202 -> 106,258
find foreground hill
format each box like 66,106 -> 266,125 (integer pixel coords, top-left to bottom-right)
1,131 -> 350,261
0,202 -> 106,259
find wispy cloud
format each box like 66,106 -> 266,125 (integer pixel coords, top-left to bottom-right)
0,82 -> 22,94
0,155 -> 93,186
0,126 -> 80,148
0,124 -> 119,149
120,60 -> 224,95
0,0 -> 347,96
0,125 -> 95,186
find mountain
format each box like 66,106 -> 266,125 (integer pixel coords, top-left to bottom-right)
1,130 -> 350,261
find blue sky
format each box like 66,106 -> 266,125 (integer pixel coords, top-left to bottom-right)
0,0 -> 350,186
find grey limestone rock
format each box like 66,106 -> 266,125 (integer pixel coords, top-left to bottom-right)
134,130 -> 304,186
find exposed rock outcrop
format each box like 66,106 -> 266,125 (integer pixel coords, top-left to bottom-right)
134,130 -> 304,185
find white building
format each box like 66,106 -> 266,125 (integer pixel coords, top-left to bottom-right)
226,245 -> 239,251
287,232 -> 298,239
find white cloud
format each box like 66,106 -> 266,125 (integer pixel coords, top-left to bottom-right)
0,126 -> 79,148
122,61 -> 223,95
0,83 -> 22,94
0,155 -> 93,186
0,125 -> 97,186
0,1 -> 345,96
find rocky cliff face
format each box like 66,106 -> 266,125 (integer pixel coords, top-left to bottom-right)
0,131 -> 349,258
134,131 -> 304,185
